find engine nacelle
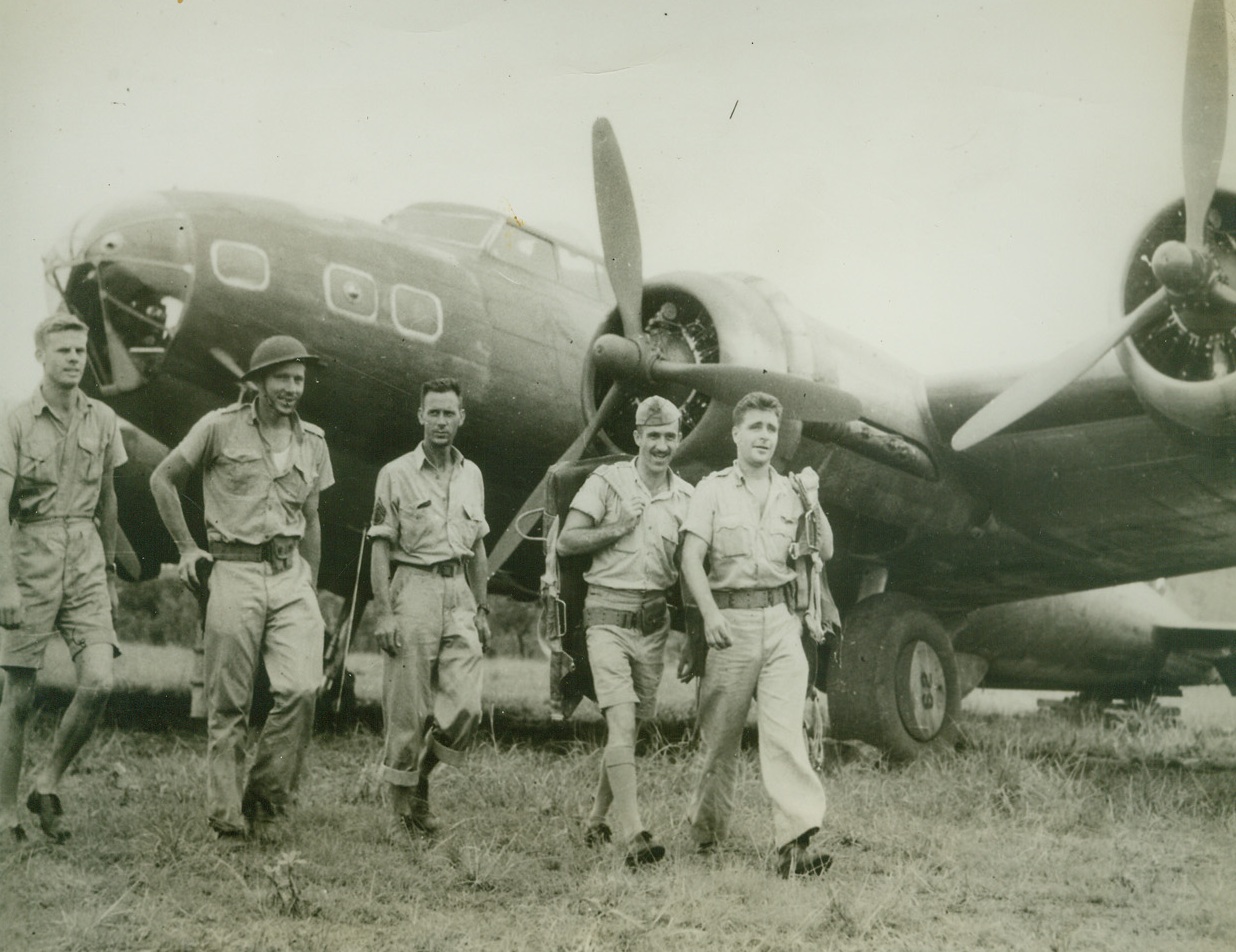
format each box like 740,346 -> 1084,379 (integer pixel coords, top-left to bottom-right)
1118,189 -> 1236,443
582,272 -> 838,478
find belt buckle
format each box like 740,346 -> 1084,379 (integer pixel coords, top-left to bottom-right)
438,561 -> 458,577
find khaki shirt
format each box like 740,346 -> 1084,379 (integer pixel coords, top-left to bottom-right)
368,443 -> 488,564
173,400 -> 334,545
682,463 -> 804,591
569,459 -> 693,592
0,387 -> 128,523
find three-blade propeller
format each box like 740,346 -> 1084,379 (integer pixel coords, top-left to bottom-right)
952,0 -> 1230,452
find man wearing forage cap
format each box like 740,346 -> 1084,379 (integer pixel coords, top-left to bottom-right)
556,395 -> 692,867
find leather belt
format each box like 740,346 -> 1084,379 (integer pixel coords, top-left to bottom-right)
405,559 -> 466,578
712,587 -> 788,610
210,538 -> 299,572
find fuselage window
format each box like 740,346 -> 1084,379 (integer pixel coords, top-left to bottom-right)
489,224 -> 558,281
324,264 -> 378,321
211,240 -> 270,291
391,285 -> 444,343
558,246 -> 606,300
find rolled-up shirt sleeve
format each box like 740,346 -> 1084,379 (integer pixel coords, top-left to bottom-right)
105,414 -> 128,470
682,477 -> 718,547
0,414 -> 18,479
367,465 -> 398,542
175,412 -> 216,470
568,471 -> 610,524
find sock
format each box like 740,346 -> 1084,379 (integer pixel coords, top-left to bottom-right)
603,745 -> 642,840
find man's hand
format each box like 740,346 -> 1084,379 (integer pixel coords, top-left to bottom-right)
176,547 -> 213,592
107,573 -> 119,615
0,580 -> 23,630
475,609 -> 492,654
374,610 -> 401,657
616,496 -> 646,534
702,608 -> 732,649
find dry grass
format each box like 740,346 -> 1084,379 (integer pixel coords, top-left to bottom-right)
1,663 -> 1234,952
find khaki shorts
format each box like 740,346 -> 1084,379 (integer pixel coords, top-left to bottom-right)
1,520 -> 118,669
585,620 -> 669,717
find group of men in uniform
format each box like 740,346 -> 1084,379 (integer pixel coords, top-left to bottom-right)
0,317 -> 833,878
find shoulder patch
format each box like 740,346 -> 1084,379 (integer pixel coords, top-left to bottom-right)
372,498 -> 387,526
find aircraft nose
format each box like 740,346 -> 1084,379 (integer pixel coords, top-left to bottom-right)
45,192 -> 195,395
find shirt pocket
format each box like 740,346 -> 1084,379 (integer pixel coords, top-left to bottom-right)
654,511 -> 681,565
398,496 -> 437,551
19,435 -> 59,486
77,431 -> 104,482
713,514 -> 750,562
277,461 -> 311,507
766,502 -> 800,564
217,447 -> 265,497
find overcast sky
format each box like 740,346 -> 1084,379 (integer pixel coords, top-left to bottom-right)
1,0 -> 1230,402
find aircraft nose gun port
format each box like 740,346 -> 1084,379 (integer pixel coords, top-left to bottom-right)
44,193 -> 194,396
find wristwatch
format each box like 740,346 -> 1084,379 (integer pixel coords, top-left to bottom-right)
475,604 -> 491,615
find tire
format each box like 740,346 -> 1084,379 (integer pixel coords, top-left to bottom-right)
825,593 -> 961,763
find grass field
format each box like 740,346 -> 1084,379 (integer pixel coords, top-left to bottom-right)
2,655 -> 1234,952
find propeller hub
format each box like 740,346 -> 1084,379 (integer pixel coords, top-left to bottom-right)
1150,240 -> 1213,298
592,333 -> 647,381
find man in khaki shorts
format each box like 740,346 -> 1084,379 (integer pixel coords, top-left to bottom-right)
556,396 -> 692,867
0,310 -> 126,845
150,335 -> 333,842
680,391 -> 833,877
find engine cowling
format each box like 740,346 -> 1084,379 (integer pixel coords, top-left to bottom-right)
1118,189 -> 1236,442
581,272 -> 839,477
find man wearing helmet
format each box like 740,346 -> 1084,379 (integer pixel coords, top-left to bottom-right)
150,335 -> 334,843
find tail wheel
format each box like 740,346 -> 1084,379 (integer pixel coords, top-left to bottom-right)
826,593 -> 961,763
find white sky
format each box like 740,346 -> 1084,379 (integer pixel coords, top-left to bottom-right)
1,0 -> 1230,401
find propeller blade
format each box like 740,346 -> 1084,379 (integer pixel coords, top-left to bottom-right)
652,360 -> 862,424
487,383 -> 626,577
951,287 -> 1169,451
593,118 -> 645,340
209,346 -> 245,379
1182,0 -> 1228,248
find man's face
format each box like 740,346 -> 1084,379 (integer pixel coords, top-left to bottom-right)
633,422 -> 680,476
37,329 -> 89,390
732,408 -> 780,468
419,389 -> 464,449
258,362 -> 306,417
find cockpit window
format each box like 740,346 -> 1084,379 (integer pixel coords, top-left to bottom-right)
489,224 -> 557,281
558,245 -> 609,300
382,206 -> 497,247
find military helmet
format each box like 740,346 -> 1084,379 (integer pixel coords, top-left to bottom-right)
243,335 -> 320,380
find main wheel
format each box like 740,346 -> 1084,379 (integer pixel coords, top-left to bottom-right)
826,593 -> 961,763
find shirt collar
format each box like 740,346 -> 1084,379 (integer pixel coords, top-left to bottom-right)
30,385 -> 87,422
728,461 -> 787,491
244,397 -> 306,442
411,442 -> 465,472
628,457 -> 683,500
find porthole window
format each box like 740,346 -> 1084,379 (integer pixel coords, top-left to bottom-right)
391,285 -> 443,342
324,264 -> 378,321
211,240 -> 270,291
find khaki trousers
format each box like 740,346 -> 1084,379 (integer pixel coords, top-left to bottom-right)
203,555 -> 324,834
689,602 -> 827,849
380,566 -> 482,786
